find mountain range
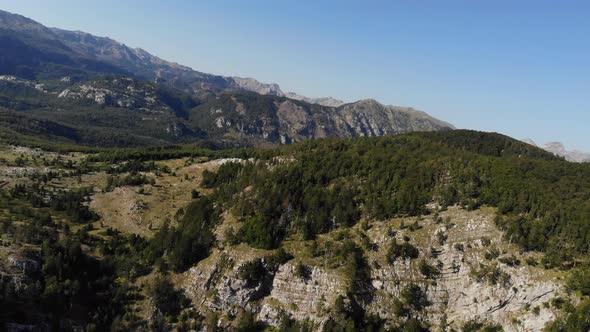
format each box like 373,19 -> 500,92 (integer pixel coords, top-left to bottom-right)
0,9 -> 453,147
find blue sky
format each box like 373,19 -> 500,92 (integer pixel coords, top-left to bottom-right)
2,0 -> 589,150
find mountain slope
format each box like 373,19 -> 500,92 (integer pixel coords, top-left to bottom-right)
0,9 -> 454,148
0,74 -> 453,147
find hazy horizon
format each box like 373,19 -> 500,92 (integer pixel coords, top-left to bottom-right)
1,0 -> 588,150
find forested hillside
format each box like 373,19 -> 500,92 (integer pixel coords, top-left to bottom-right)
1,130 -> 588,331
199,131 -> 589,264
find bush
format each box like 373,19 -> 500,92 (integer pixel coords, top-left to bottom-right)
149,276 -> 187,317
498,255 -> 521,267
484,247 -> 500,260
419,260 -> 441,279
241,214 -> 283,250
461,319 -> 502,332
566,266 -> 590,295
238,259 -> 267,287
401,284 -> 429,311
469,263 -> 511,287
387,239 -> 419,263
294,261 -> 311,280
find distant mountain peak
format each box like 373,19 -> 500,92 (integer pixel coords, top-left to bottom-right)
354,98 -> 382,106
284,92 -> 345,107
542,142 -> 590,163
229,76 -> 284,97
520,139 -> 589,163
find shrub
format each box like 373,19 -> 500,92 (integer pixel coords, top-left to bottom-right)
419,260 -> 441,279
498,255 -> 521,267
400,284 -> 429,311
387,239 -> 419,263
294,261 -> 311,280
484,247 -> 500,260
567,266 -> 590,295
238,259 -> 267,287
461,319 -> 502,332
469,263 -> 511,287
149,276 -> 188,317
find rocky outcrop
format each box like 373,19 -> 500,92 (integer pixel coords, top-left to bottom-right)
57,77 -> 171,113
274,98 -> 453,143
7,254 -> 41,275
183,248 -> 272,317
366,209 -> 560,331
0,75 -> 46,92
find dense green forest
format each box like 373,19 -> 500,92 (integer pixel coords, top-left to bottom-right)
1,130 -> 589,331
199,131 -> 589,266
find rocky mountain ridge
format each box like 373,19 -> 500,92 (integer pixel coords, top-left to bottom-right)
0,9 -> 383,109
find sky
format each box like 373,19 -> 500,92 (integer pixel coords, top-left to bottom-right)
1,0 -> 589,150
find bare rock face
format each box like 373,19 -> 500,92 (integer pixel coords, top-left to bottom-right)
181,207 -> 570,331
258,263 -> 346,326
274,98 -> 454,142
182,248 -> 273,319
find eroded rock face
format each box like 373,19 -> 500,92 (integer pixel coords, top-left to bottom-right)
181,207 -> 569,331
182,248 -> 272,317
259,263 -> 346,326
